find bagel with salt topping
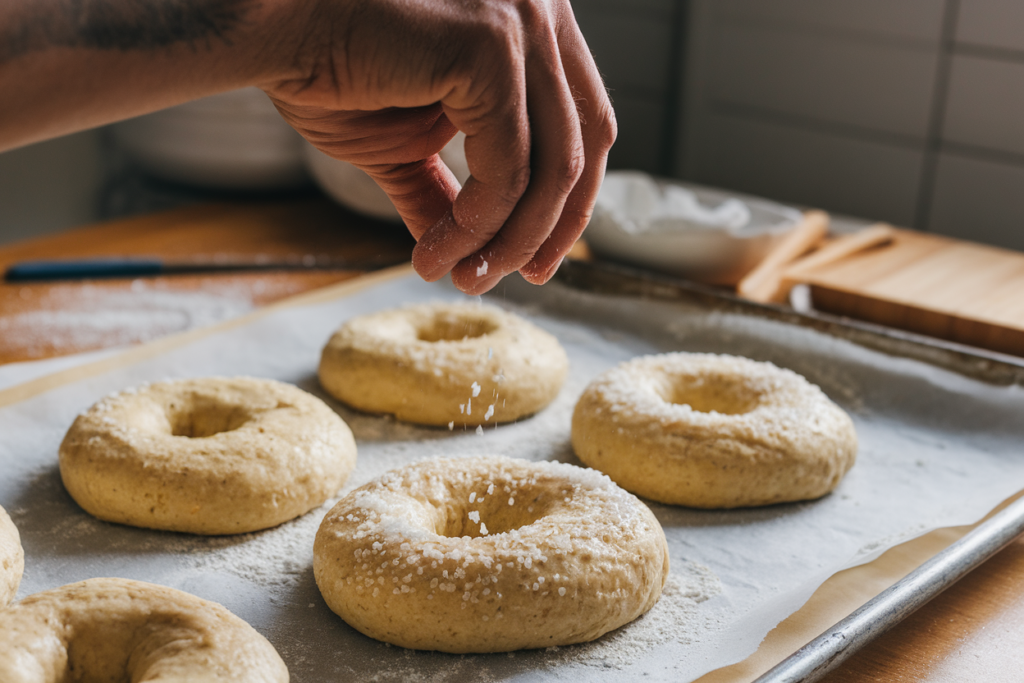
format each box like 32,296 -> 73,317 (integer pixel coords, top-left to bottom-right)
59,377 -> 357,535
318,302 -> 568,426
313,456 -> 669,652
0,504 -> 23,606
0,577 -> 288,682
572,352 -> 857,508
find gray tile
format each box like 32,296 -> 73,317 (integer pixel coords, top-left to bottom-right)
708,24 -> 939,139
943,55 -> 1024,156
607,95 -> 668,174
571,0 -> 674,20
713,0 -> 945,43
929,152 -> 1024,251
576,12 -> 674,94
956,0 -> 1024,52
0,130 -> 105,245
686,113 -> 924,225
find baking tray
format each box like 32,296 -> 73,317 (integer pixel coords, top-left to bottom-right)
3,263 -> 1024,682
549,260 -> 1024,681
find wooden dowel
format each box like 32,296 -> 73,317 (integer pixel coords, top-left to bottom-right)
782,224 -> 895,282
736,210 -> 829,303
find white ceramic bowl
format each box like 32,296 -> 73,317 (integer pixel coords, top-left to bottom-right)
109,88 -> 309,190
305,132 -> 470,223
584,171 -> 803,285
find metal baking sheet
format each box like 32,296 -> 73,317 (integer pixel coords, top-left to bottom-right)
3,263 -> 1024,682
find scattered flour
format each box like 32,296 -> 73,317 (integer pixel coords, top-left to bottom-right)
549,564 -> 724,670
0,281 -> 253,357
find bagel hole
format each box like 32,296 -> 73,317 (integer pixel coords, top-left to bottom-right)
441,493 -> 554,539
418,315 -> 497,342
166,398 -> 254,438
666,377 -> 760,415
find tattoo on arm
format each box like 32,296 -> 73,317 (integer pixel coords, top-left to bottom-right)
1,0 -> 256,62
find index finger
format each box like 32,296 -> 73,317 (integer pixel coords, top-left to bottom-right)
410,35 -> 532,282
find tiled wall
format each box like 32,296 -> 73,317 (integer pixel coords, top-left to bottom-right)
677,0 -> 1024,251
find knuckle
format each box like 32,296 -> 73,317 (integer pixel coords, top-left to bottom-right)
497,165 -> 531,206
475,4 -> 523,55
556,150 -> 586,195
592,104 -> 618,150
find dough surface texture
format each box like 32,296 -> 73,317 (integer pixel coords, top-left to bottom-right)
313,456 -> 669,652
59,376 -> 357,535
572,353 -> 858,508
0,504 -> 23,606
0,577 -> 289,682
318,302 -> 568,426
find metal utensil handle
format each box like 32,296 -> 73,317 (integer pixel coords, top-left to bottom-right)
755,493 -> 1024,683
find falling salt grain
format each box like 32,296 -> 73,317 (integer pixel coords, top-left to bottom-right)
476,426 -> 484,436
484,404 -> 495,421
477,260 -> 489,276
471,382 -> 481,397
448,421 -> 454,430
480,522 -> 489,535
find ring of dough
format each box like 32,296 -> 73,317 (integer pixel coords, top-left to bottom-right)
0,577 -> 289,682
318,302 -> 568,426
0,504 -> 23,606
59,377 -> 357,535
313,456 -> 669,653
572,353 -> 858,508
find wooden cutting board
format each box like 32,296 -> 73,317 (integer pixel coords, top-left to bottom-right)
787,228 -> 1024,358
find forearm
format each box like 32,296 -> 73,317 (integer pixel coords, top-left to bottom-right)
0,0 -> 312,152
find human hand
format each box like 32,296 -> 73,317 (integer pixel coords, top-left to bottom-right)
265,0 -> 615,294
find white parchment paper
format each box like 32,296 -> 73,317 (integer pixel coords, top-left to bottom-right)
3,271 -> 1024,682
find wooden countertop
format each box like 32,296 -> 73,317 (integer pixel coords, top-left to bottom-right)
0,199 -> 415,364
2,199 -> 1023,681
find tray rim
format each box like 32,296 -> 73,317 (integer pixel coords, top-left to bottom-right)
554,259 -> 1024,387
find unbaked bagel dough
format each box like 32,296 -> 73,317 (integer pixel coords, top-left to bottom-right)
318,302 -> 568,426
0,577 -> 289,682
313,456 -> 669,652
59,377 -> 357,535
572,353 -> 857,508
0,504 -> 23,606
